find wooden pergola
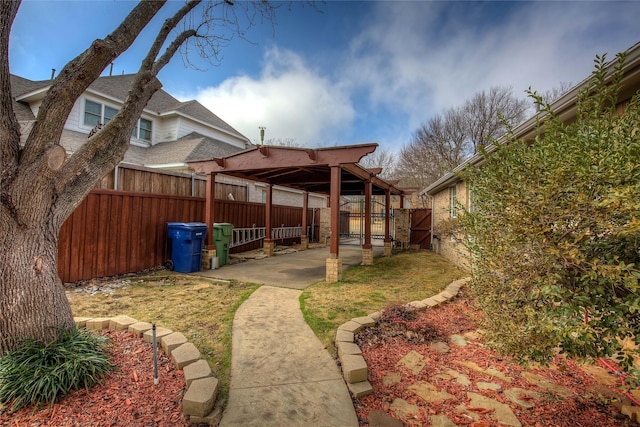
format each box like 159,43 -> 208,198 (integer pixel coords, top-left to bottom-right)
187,143 -> 406,282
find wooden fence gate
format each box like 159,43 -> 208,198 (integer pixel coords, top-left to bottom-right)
410,208 -> 432,249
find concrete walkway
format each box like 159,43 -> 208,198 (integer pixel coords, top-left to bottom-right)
219,285 -> 358,427
199,245 -> 380,426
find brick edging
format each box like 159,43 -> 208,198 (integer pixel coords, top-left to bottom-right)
74,315 -> 219,425
334,277 -> 471,397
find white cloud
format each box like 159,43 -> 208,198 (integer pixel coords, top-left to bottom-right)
341,1 -> 640,134
192,47 -> 355,146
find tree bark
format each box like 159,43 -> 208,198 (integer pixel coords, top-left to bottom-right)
0,214 -> 73,354
0,0 -> 275,355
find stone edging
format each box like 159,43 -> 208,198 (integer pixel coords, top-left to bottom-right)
334,277 -> 471,398
74,315 -> 218,425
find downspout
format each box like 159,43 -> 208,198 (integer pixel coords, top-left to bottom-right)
114,165 -> 119,190
191,173 -> 195,197
430,194 -> 435,251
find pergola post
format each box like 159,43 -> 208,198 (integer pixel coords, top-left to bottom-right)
264,184 -> 275,256
205,172 -> 216,248
362,179 -> 373,265
300,191 -> 309,250
384,189 -> 392,256
326,166 -> 342,282
203,172 -> 217,269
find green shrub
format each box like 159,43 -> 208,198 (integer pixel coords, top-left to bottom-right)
0,328 -> 115,411
458,53 -> 640,369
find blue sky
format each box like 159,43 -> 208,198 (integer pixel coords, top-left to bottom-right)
9,1 -> 640,153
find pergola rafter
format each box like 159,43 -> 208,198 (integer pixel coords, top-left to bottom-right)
187,143 -> 405,282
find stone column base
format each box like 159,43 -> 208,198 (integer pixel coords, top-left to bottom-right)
383,241 -> 392,257
201,249 -> 216,270
361,247 -> 373,265
264,239 -> 276,257
300,236 -> 309,251
326,257 -> 342,283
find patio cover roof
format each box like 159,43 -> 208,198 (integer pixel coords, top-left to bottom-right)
187,143 -> 405,196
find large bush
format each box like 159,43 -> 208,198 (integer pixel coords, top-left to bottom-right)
458,53 -> 640,369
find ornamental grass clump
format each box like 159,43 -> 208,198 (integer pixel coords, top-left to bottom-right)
0,328 -> 115,411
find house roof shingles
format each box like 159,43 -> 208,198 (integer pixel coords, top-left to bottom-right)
10,74 -> 249,168
86,75 -> 247,140
142,132 -> 244,166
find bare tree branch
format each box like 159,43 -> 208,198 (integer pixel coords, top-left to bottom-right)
53,1 -> 279,218
359,147 -> 397,179
397,86 -> 528,188
463,86 -> 529,153
20,0 -> 166,167
144,0 -> 201,74
0,0 -> 22,184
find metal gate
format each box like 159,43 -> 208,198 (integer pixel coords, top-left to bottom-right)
410,208 -> 432,249
339,197 -> 393,244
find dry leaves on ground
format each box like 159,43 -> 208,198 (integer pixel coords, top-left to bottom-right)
0,330 -> 188,427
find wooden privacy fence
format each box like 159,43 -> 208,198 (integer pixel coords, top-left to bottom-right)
58,189 -> 319,283
409,208 -> 432,249
96,163 -> 248,200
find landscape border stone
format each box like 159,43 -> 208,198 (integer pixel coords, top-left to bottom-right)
335,277 -> 640,424
74,315 -> 219,425
335,277 -> 471,398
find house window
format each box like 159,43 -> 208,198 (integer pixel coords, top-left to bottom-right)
104,106 -> 117,124
84,99 -> 118,127
132,117 -> 153,142
84,100 -> 102,127
450,185 -> 457,218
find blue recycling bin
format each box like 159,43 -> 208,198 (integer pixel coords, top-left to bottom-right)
167,222 -> 208,273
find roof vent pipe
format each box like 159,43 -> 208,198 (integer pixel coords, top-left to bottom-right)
50,68 -> 55,80
109,63 -> 114,77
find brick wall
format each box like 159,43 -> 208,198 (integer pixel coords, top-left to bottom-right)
431,181 -> 470,270
394,208 -> 410,248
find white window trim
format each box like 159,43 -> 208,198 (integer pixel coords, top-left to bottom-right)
132,117 -> 153,143
83,97 -> 153,144
83,98 -> 119,129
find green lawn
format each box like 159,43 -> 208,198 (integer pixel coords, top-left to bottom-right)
300,250 -> 465,355
67,274 -> 258,405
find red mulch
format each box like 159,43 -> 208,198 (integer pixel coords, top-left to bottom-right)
0,330 -> 188,427
354,291 -> 638,427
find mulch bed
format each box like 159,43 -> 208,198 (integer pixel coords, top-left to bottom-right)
0,330 -> 188,427
353,292 -> 638,427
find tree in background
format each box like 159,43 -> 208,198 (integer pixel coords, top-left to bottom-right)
458,54 -> 640,369
463,86 -> 529,153
359,147 -> 397,180
0,0 -> 279,355
540,81 -> 573,105
266,137 -> 301,147
397,86 -> 528,189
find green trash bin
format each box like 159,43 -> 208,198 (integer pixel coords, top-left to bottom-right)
213,223 -> 234,266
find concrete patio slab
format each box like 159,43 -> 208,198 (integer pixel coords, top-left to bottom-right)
195,244 -> 383,289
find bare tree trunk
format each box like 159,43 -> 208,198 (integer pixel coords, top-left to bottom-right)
0,215 -> 73,354
0,0 -> 277,356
